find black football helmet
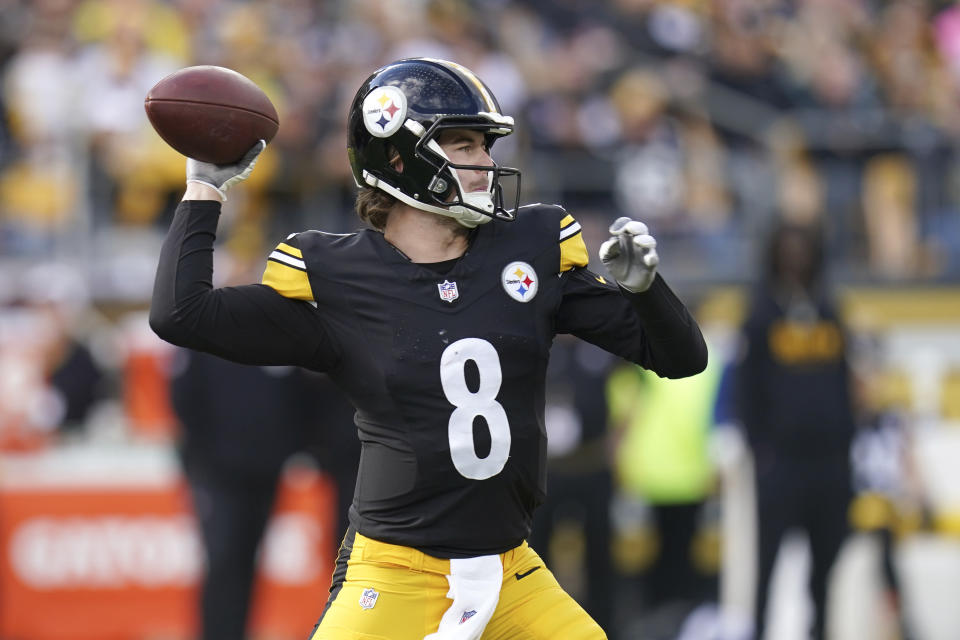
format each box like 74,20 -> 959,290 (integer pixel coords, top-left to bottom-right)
347,58 -> 521,227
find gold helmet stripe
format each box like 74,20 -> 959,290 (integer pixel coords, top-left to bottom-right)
424,58 -> 498,113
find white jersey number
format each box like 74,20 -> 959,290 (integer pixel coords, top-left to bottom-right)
440,338 -> 511,480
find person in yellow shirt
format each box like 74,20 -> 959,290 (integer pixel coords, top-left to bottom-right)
608,345 -> 720,626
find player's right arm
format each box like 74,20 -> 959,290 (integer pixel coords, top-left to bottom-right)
149,145 -> 340,371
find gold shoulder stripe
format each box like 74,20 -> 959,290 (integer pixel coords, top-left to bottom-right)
560,232 -> 589,272
560,214 -> 575,227
262,260 -> 314,302
276,242 -> 302,259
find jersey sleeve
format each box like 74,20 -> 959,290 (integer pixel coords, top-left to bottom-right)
558,212 -> 589,272
262,234 -> 315,302
556,268 -> 707,379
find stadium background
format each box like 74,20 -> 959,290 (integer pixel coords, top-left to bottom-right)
0,0 -> 959,639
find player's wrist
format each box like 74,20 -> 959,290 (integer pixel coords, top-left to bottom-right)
616,279 -> 647,294
615,270 -> 656,293
183,181 -> 225,202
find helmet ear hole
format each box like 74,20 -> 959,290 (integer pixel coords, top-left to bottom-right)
428,175 -> 449,194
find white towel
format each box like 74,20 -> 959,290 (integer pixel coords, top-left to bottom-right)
423,554 -> 503,640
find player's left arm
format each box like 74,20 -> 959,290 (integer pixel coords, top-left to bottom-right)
553,215 -> 707,379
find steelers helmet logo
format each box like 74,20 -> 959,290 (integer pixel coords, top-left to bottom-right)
362,86 -> 407,138
501,261 -> 538,302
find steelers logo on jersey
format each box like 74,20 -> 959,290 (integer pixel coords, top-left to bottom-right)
501,261 -> 538,302
362,86 -> 407,138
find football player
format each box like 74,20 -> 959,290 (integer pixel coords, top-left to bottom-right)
151,58 -> 707,640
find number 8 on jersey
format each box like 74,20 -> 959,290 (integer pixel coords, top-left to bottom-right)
440,338 -> 511,480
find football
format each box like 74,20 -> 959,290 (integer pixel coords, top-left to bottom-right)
144,66 -> 279,164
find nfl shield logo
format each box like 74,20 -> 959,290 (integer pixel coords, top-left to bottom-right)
460,609 -> 477,624
437,280 -> 459,303
359,587 -> 379,610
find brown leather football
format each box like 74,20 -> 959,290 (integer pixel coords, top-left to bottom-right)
144,66 -> 279,164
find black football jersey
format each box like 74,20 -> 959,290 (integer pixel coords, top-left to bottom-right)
151,201 -> 707,557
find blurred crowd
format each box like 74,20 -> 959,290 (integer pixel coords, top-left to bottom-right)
2,0 -> 960,289
1,1 -> 960,639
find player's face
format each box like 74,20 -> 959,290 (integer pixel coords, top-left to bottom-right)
437,129 -> 493,196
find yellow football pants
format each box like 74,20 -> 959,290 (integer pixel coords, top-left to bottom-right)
310,531 -> 606,639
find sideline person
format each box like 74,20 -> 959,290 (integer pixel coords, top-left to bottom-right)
734,221 -> 855,640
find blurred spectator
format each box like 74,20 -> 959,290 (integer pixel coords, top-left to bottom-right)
848,331 -> 925,640
0,263 -> 106,448
171,350 -> 320,640
25,264 -> 106,435
72,6 -> 183,227
861,153 -> 922,279
734,220 -> 856,640
169,249 -> 357,640
849,408 -> 918,640
607,337 -> 721,637
530,336 -> 617,634
1,1 -> 77,149
610,67 -> 730,229
0,4 -> 81,255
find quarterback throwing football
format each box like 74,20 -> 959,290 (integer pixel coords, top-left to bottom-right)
151,58 -> 707,640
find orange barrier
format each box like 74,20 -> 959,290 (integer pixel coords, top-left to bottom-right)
121,312 -> 179,442
0,456 -> 335,640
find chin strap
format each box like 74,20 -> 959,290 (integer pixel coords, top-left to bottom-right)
362,170 -> 492,228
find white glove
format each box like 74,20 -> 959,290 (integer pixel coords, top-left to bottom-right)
598,217 -> 659,293
186,140 -> 265,201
